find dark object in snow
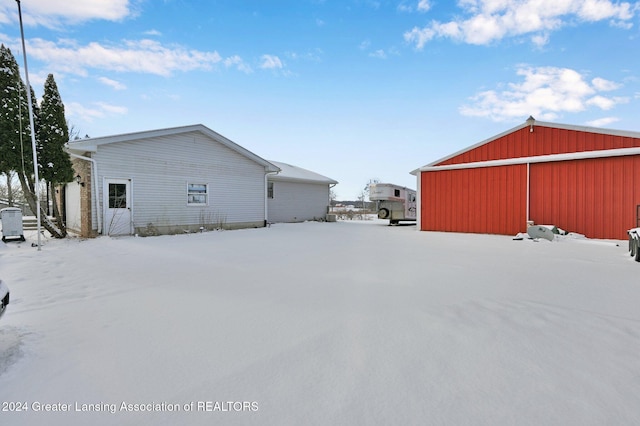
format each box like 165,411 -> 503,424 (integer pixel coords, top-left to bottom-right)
527,225 -> 555,241
0,279 -> 9,320
628,228 -> 640,262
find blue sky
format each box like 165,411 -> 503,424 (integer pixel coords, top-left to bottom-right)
1,0 -> 639,199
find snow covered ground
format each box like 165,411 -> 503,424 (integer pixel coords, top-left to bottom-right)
1,219 -> 639,425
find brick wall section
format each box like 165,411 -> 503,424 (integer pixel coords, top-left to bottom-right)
71,156 -> 97,238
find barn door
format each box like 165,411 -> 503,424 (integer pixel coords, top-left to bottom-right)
104,179 -> 132,236
637,204 -> 640,228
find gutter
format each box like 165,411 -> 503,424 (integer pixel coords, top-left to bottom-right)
68,152 -> 102,234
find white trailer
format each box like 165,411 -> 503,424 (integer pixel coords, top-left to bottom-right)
369,183 -> 417,224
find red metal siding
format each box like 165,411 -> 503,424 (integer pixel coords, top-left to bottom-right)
530,156 -> 640,240
438,126 -> 640,166
421,165 -> 527,235
421,125 -> 640,239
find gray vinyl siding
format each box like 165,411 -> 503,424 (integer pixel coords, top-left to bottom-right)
267,180 -> 330,223
91,131 -> 266,232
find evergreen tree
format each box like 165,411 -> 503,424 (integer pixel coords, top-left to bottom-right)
0,44 -> 32,177
38,74 -> 73,185
37,74 -> 73,234
0,45 -> 67,238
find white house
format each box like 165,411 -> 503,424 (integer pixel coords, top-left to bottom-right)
267,161 -> 337,223
65,124 -> 279,237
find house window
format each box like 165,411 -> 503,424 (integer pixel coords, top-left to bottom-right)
268,182 -> 274,199
108,183 -> 127,209
188,183 -> 208,205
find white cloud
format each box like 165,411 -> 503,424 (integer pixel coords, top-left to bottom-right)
66,101 -> 127,122
398,0 -> 432,13
459,65 -> 627,122
403,26 -> 436,49
285,48 -> 323,63
369,49 -> 387,59
585,95 -> 615,109
1,34 -> 244,78
577,0 -> 633,21
417,0 -> 432,12
260,54 -> 283,70
610,19 -> 634,29
17,37 -> 223,77
0,0 -> 131,28
591,77 -> 621,91
224,55 -> 252,73
94,101 -> 128,115
405,0 -> 636,48
585,116 -> 620,127
586,95 -> 629,109
436,21 -> 463,39
0,9 -> 10,25
97,76 -> 126,90
360,39 -> 397,60
531,33 -> 550,48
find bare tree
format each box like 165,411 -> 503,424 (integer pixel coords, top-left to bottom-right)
67,121 -> 86,141
361,178 -> 380,210
1,172 -> 14,205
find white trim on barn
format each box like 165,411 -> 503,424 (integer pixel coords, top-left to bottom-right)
418,147 -> 640,172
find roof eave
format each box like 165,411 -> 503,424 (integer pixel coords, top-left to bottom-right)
269,175 -> 338,185
65,124 -> 278,171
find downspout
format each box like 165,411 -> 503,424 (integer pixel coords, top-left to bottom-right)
68,152 -> 102,234
413,172 -> 420,231
329,182 -> 337,208
526,117 -> 533,229
526,162 -> 530,226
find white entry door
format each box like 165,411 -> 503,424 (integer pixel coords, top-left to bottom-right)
104,179 -> 132,236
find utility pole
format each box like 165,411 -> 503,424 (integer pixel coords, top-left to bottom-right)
16,0 -> 42,250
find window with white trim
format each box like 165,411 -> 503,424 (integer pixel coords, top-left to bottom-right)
187,183 -> 208,205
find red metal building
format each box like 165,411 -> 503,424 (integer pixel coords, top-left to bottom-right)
413,118 -> 640,240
